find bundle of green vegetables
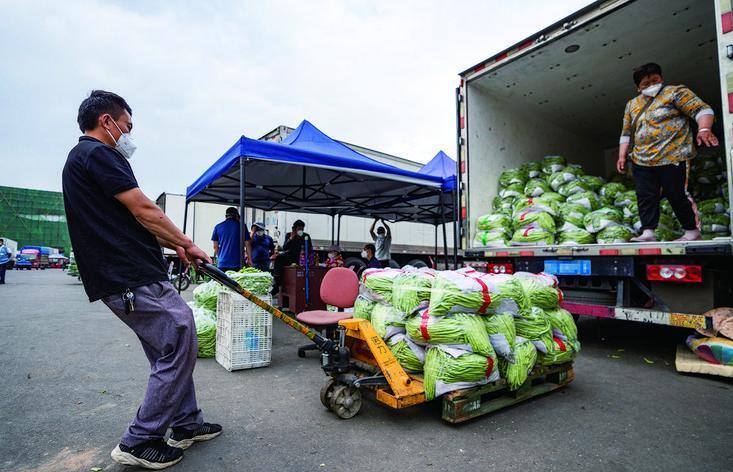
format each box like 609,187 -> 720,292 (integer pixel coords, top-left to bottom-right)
580,175 -> 604,192
189,302 -> 217,358
483,312 -> 516,360
701,213 -> 730,234
499,337 -> 538,391
521,162 -> 542,178
423,345 -> 499,401
516,277 -> 563,310
698,197 -> 727,214
513,211 -> 556,233
499,168 -> 529,187
513,198 -> 560,217
584,207 -> 623,233
596,225 -> 634,244
353,295 -> 376,320
538,337 -> 578,365
428,271 -> 529,316
655,227 -> 683,241
599,182 -> 627,206
406,311 -> 494,357
514,307 -> 554,354
370,303 -> 406,339
524,178 -> 552,197
557,229 -> 596,245
614,190 -> 637,208
558,179 -> 592,197
499,183 -> 525,199
193,280 -> 220,312
226,267 -> 273,295
474,230 -> 510,247
492,196 -> 516,214
392,269 -> 436,314
537,192 -> 566,203
544,307 -> 579,346
361,268 -> 403,303
558,203 -> 590,229
542,155 -> 567,174
510,227 -> 555,246
388,333 -> 425,372
548,170 -> 578,191
566,191 -> 601,211
477,213 -> 512,231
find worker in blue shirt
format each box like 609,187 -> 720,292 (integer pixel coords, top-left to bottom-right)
0,238 -> 11,284
362,243 -> 382,269
211,207 -> 250,271
249,222 -> 274,272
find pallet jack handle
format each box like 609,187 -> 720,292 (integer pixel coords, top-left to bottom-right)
197,263 -> 336,353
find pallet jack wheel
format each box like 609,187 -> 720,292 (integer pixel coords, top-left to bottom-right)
320,378 -> 337,408
328,384 -> 362,419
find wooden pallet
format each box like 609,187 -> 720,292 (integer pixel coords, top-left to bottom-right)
441,362 -> 574,423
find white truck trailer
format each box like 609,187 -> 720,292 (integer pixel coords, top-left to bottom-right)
457,0 -> 733,329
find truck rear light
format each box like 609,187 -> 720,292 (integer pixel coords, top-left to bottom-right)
487,263 -> 513,274
646,264 -> 702,283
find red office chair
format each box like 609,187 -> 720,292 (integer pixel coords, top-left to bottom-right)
295,267 -> 359,357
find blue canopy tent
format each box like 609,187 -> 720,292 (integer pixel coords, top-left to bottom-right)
184,120 -> 457,268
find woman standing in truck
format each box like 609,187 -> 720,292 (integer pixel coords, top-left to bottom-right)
617,63 -> 719,242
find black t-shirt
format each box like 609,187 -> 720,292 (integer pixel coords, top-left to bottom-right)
62,136 -> 167,301
282,231 -> 312,263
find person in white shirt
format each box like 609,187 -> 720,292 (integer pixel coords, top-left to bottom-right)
369,218 -> 392,267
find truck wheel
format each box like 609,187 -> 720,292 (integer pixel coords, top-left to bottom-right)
405,259 -> 428,269
344,257 -> 366,274
387,259 -> 400,269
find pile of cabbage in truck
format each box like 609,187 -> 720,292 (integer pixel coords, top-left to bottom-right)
474,154 -> 730,247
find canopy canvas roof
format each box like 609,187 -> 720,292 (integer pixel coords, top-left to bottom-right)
186,120 -> 455,225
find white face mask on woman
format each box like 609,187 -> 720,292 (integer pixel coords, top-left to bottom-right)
641,83 -> 663,97
105,117 -> 137,159
360,250 -> 368,259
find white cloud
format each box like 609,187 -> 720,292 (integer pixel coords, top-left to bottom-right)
0,0 -> 593,198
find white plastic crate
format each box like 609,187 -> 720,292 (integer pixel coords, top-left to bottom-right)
215,290 -> 272,371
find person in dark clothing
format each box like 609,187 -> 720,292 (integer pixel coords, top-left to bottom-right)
211,207 -> 250,271
62,90 -> 221,470
249,221 -> 274,271
0,238 -> 11,284
362,243 -> 382,269
272,219 -> 312,295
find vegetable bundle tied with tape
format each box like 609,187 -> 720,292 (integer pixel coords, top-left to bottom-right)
391,269 -> 436,314
405,311 -> 495,357
388,333 -> 425,372
423,345 -> 499,401
499,336 -> 538,390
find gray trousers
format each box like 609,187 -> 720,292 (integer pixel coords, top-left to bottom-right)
102,281 -> 203,447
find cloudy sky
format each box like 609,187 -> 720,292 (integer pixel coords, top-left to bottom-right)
0,0 -> 592,198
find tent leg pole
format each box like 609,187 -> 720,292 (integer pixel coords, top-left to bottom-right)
178,201 -> 189,294
239,157 -> 246,269
434,224 -> 438,268
336,214 -> 342,246
331,215 -> 335,246
440,191 -> 448,270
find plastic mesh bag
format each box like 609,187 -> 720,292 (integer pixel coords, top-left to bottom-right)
423,345 -> 499,401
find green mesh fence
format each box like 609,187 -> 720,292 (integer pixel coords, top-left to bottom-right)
0,186 -> 71,253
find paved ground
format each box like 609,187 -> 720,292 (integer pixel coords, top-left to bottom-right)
1,270 -> 731,472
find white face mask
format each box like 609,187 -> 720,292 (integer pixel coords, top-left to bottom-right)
360,250 -> 368,259
256,230 -> 264,236
641,83 -> 663,97
328,252 -> 336,259
296,230 -> 304,237
106,118 -> 137,159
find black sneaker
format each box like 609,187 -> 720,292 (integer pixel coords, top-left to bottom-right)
167,422 -> 223,449
111,440 -> 183,469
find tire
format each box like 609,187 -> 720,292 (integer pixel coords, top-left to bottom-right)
176,276 -> 191,292
387,259 -> 400,269
405,259 -> 428,269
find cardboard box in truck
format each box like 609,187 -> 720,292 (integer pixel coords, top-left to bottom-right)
456,0 -> 733,328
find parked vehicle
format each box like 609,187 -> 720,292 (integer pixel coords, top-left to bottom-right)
15,246 -> 51,270
456,0 -> 733,329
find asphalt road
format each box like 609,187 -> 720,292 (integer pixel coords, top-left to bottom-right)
1,270 -> 731,472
